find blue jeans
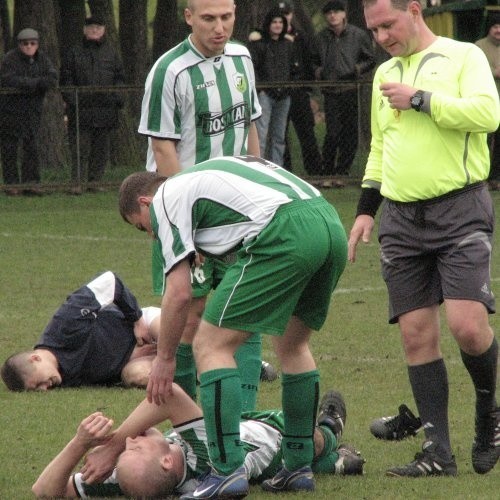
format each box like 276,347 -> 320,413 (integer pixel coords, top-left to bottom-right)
256,91 -> 290,166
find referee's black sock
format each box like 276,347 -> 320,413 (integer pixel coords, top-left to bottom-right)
460,337 -> 498,417
408,359 -> 452,460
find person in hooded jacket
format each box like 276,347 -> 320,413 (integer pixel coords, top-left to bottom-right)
249,7 -> 297,166
0,28 -> 58,196
60,16 -> 125,191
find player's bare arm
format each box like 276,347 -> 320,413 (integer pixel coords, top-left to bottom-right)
148,258 -> 193,405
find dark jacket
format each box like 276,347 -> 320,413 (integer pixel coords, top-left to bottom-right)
312,23 -> 375,84
287,23 -> 315,82
60,35 -> 125,128
248,9 -> 297,99
35,272 -> 142,387
0,47 -> 57,133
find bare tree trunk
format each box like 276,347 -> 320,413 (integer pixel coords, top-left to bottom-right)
118,0 -> 149,168
234,0 -> 271,43
57,0 -> 86,62
119,0 -> 148,85
153,0 -> 180,62
0,0 -> 11,53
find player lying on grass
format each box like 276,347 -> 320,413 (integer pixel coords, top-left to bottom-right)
1,271 -> 160,391
32,385 -> 364,498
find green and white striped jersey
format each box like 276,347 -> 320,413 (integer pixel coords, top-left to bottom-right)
140,35 -> 261,171
73,411 -> 285,498
150,155 -> 322,275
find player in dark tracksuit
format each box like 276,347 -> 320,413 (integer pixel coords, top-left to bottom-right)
1,271 -> 159,391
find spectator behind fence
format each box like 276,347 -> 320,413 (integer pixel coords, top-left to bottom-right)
249,7 -> 297,167
60,16 -> 125,193
279,1 -> 323,175
312,1 -> 375,180
476,11 -> 500,191
0,28 -> 57,196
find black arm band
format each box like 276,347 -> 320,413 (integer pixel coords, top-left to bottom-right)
356,187 -> 383,218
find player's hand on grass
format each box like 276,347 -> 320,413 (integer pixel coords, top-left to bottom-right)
147,355 -> 176,405
348,215 -> 375,263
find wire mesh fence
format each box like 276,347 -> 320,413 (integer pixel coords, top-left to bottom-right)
0,81 -> 373,195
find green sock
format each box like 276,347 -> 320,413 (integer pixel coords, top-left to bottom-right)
200,368 -> 245,475
311,425 -> 339,473
281,370 -> 319,471
173,343 -> 197,401
234,333 -> 262,411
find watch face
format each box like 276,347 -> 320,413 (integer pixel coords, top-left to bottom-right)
411,92 -> 423,110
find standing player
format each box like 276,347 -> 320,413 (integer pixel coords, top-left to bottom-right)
138,0 -> 263,409
349,0 -> 499,477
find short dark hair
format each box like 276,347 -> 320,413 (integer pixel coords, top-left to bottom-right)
118,171 -> 167,222
1,352 -> 31,391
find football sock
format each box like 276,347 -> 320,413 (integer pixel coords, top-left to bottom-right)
311,424 -> 339,473
408,359 -> 452,460
200,368 -> 244,475
281,370 -> 319,471
234,333 -> 262,411
460,337 -> 498,416
173,343 -> 197,401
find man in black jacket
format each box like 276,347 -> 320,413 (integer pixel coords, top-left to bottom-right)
0,28 -> 58,196
279,1 -> 323,175
60,16 -> 125,192
312,1 -> 375,178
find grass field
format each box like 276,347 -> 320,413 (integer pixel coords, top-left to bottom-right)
0,186 -> 498,499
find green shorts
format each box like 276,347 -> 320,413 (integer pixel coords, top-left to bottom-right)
203,198 -> 347,335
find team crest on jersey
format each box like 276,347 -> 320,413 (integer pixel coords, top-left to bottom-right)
233,72 -> 247,93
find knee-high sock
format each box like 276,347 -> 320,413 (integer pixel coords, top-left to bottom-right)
461,337 -> 498,417
408,359 -> 452,459
281,370 -> 319,471
311,425 -> 339,473
200,368 -> 244,475
174,343 -> 197,401
234,333 -> 262,411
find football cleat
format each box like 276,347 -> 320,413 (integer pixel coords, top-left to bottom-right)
334,443 -> 365,475
261,466 -> 314,492
260,360 -> 279,382
180,466 -> 248,499
386,440 -> 457,478
370,404 -> 422,441
472,407 -> 499,474
317,390 -> 346,441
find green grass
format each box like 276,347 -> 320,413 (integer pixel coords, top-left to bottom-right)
0,188 -> 498,499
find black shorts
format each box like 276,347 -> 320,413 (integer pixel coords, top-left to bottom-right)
378,183 -> 496,323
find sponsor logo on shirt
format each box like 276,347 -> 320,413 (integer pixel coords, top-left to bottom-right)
199,104 -> 250,136
196,80 -> 216,90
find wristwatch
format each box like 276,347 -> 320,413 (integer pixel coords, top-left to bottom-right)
410,90 -> 425,112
